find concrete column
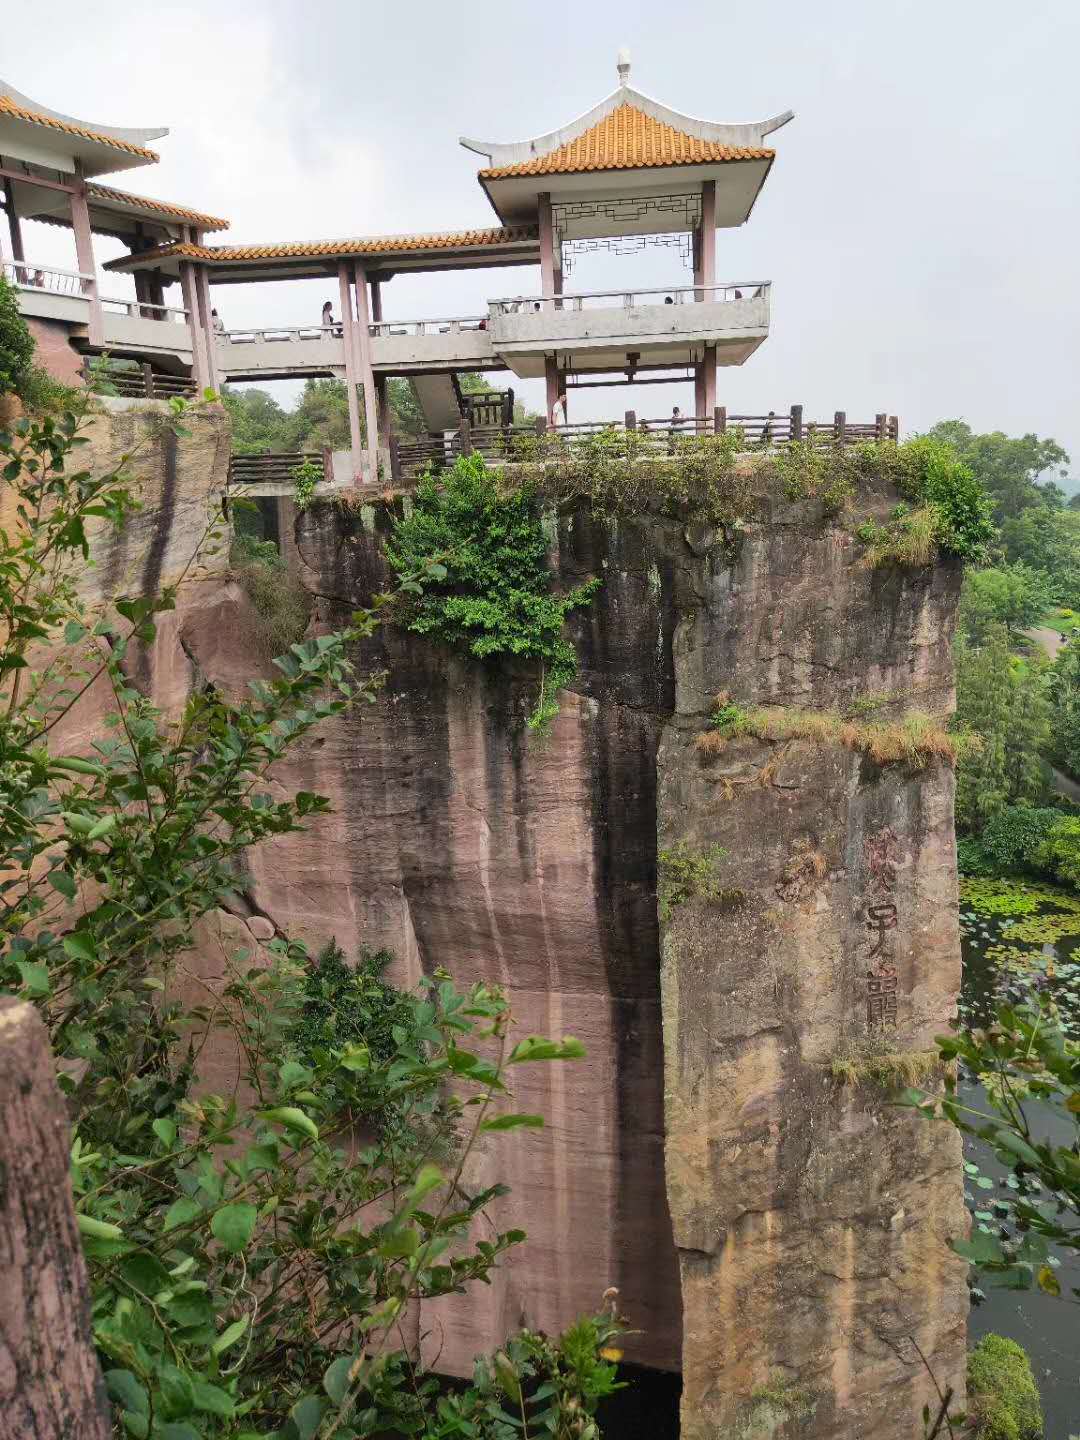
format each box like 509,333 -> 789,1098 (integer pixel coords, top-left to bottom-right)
544,355 -> 560,425
352,262 -> 380,484
337,261 -> 363,463
375,375 -> 390,445
693,363 -> 706,422
703,344 -> 717,418
193,264 -> 221,393
538,191 -> 556,311
69,174 -> 102,345
370,277 -> 383,323
178,262 -> 209,392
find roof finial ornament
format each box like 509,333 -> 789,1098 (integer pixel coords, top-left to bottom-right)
616,47 -> 631,87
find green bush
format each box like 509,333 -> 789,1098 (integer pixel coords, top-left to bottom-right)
1034,814 -> 1080,887
0,272 -> 34,397
849,436 -> 997,565
978,806 -> 1063,873
657,840 -> 737,921
385,453 -> 599,732
967,1334 -> 1043,1440
291,940 -> 425,1140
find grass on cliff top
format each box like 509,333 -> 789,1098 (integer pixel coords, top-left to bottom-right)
967,1334 -> 1043,1440
696,697 -> 962,769
829,1043 -> 944,1089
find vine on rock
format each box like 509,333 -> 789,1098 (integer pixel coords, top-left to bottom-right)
385,453 -> 599,732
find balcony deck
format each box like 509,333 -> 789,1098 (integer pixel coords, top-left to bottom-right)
487,282 -> 769,377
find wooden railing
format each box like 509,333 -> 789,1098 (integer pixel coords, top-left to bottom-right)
228,451 -> 326,487
81,361 -> 197,399
388,408 -> 900,480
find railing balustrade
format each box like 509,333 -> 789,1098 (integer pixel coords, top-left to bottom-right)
4,259 -> 95,297
218,324 -> 342,345
368,315 -> 489,339
488,282 -> 770,317
100,295 -> 190,324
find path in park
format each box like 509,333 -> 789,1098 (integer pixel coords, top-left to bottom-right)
1024,625 -> 1067,660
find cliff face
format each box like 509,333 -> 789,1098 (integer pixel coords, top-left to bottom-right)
61,407 -> 967,1434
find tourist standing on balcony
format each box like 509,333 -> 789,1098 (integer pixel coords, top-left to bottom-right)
321,300 -> 337,335
211,309 -> 224,336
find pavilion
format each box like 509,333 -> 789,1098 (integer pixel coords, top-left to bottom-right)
2,59 -> 794,481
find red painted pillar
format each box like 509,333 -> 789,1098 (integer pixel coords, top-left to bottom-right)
538,191 -> 556,310
179,262 -> 209,392
70,168 -> 102,345
193,261 -> 220,394
3,178 -> 24,264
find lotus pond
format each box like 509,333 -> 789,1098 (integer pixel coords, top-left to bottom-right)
959,877 -> 1080,1438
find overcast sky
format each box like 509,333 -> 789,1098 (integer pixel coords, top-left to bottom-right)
6,0 -> 1079,469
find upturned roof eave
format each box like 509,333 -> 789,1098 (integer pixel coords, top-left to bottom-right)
460,84 -> 793,168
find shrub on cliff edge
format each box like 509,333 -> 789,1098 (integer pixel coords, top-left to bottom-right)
0,272 -> 34,397
384,452 -> 599,732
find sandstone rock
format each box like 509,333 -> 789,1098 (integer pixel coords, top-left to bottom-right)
49,410 -> 967,1432
246,915 -> 275,941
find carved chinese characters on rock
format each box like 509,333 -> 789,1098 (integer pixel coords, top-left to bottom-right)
864,827 -> 900,1029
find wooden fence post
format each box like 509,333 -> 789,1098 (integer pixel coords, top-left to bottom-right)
714,406 -> 727,435
387,434 -> 401,484
534,416 -> 546,435
834,411 -> 847,446
0,997 -> 111,1438
790,403 -> 803,441
889,415 -> 899,441
875,412 -> 887,441
458,416 -> 473,455
142,362 -> 154,399
624,409 -> 636,431
321,445 -> 333,486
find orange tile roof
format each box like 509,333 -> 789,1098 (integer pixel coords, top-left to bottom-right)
0,93 -> 159,162
479,103 -> 773,178
105,226 -> 538,268
87,182 -> 229,232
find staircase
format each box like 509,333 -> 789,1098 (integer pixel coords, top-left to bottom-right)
409,375 -> 462,433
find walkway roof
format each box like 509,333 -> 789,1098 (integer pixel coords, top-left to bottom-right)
104,225 -> 540,283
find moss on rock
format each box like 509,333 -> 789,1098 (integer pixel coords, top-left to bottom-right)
968,1334 -> 1043,1440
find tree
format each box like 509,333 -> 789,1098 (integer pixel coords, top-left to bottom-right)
0,272 -> 35,398
903,997 -> 1080,1297
926,420 -> 1070,524
0,406 -> 623,1437
1047,640 -> 1080,779
956,564 -> 1051,646
953,625 -> 1049,830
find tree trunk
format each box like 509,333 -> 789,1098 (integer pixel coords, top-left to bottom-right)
0,997 -> 110,1438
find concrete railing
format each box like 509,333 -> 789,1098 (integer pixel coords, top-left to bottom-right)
488,281 -> 770,317
3,258 -> 94,296
368,315 -> 488,338
218,324 -> 340,344
100,295 -> 189,324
